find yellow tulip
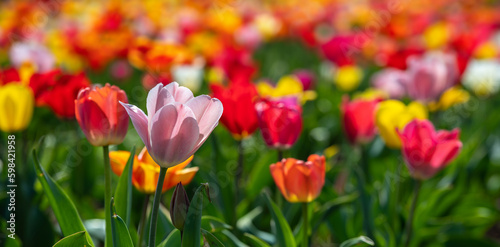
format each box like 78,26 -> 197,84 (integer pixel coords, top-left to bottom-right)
0,83 -> 34,132
256,75 -> 317,103
334,65 -> 363,92
375,100 -> 427,149
428,87 -> 470,112
423,22 -> 450,49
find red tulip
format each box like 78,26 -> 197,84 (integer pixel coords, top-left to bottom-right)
75,83 -> 129,146
270,154 -> 325,203
341,96 -> 380,144
32,70 -> 91,118
210,80 -> 259,140
255,97 -> 302,150
397,119 -> 462,179
0,67 -> 21,85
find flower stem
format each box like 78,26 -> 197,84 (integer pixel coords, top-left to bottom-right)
353,146 -> 374,242
302,202 -> 309,247
404,179 -> 422,247
236,139 -> 244,202
148,167 -> 168,247
137,194 -> 150,247
103,145 -> 112,247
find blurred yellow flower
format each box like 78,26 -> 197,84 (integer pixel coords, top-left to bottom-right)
428,86 -> 470,111
257,75 -> 316,103
474,41 -> 497,59
423,22 -> 450,49
376,100 -> 427,149
353,88 -> 388,100
0,83 -> 34,132
334,65 -> 363,92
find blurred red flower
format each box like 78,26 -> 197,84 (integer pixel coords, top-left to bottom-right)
341,96 -> 380,144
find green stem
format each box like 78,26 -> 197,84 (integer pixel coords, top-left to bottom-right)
302,202 -> 309,247
404,179 -> 422,247
277,150 -> 283,161
103,145 -> 112,247
137,194 -> 150,247
148,167 -> 168,247
236,140 -> 243,202
354,146 -> 374,242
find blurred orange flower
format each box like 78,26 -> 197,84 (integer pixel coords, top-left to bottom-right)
110,147 -> 198,194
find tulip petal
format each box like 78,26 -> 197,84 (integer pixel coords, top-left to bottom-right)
120,102 -> 150,150
77,99 -> 110,146
109,151 -> 132,176
186,95 -> 223,149
147,83 -> 175,118
270,161 -> 288,200
150,103 -> 199,166
283,160 -> 311,202
164,167 -> 199,192
165,82 -> 194,104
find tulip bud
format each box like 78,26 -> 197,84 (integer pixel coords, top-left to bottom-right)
170,182 -> 190,230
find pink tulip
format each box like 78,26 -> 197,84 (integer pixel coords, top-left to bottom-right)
121,82 -> 223,168
397,119 -> 462,180
371,68 -> 408,99
405,52 -> 459,102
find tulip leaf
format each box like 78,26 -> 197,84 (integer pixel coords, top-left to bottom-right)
201,228 -> 225,247
243,233 -> 271,247
158,229 -> 181,247
110,198 -> 134,247
182,184 -> 209,247
114,145 -> 135,226
53,231 -> 93,247
201,216 -> 232,232
263,193 -> 296,247
339,236 -> 374,247
33,150 -> 93,246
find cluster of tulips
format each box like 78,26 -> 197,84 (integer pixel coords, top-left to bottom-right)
1,0 -> 500,247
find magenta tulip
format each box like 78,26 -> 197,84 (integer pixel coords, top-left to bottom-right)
397,119 -> 462,179
255,97 -> 302,150
121,82 -> 223,168
371,68 -> 408,99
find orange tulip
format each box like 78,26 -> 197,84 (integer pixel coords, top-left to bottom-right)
110,147 -> 198,194
270,154 -> 325,203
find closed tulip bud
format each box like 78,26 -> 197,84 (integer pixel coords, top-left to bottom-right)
270,154 -> 325,203
397,119 -> 462,179
255,97 -> 302,150
75,83 -> 129,146
170,182 -> 190,230
0,83 -> 34,132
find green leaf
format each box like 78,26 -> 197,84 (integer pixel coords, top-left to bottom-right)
114,146 -> 135,226
243,233 -> 271,247
182,184 -> 209,247
263,193 -> 296,247
110,198 -> 134,247
158,229 -> 181,247
201,216 -> 232,233
53,231 -> 93,247
339,236 -> 374,247
33,150 -> 92,244
201,228 -> 225,247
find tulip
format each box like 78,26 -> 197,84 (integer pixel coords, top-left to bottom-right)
110,147 -> 198,194
75,84 -> 129,146
270,154 -> 325,203
397,119 -> 462,180
9,42 -> 55,73
0,83 -> 34,132
293,69 -> 315,91
462,59 -> 500,96
122,82 -> 223,168
121,82 -> 222,247
255,97 -> 302,150
256,76 -> 317,104
341,96 -> 380,145
376,100 -> 427,149
405,52 -> 459,103
427,86 -> 470,111
371,68 -> 408,99
170,182 -> 190,230
210,80 -> 258,140
334,65 -> 363,92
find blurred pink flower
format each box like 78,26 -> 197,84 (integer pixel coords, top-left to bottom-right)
121,82 -> 223,168
293,69 -> 315,91
371,68 -> 408,99
405,52 -> 459,102
9,42 -> 55,73
398,119 -> 462,180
